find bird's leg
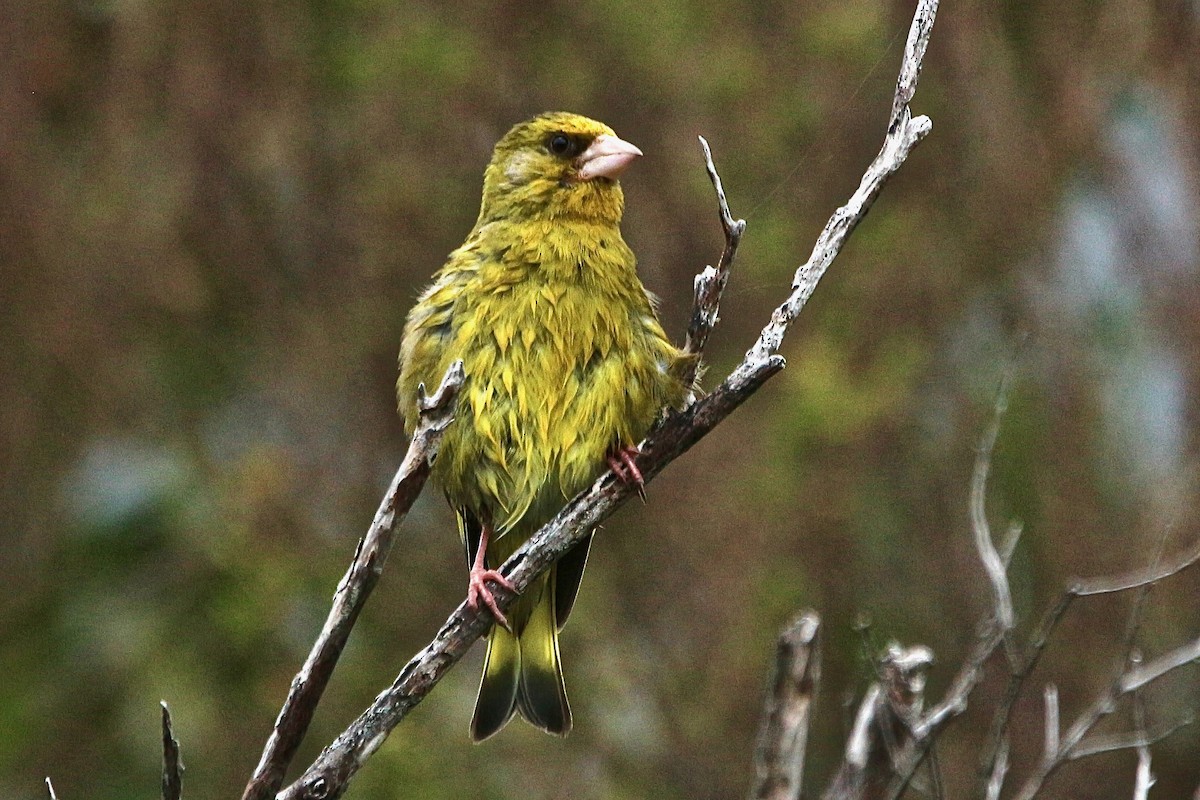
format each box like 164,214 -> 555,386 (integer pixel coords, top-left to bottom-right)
606,444 -> 646,501
467,524 -> 516,629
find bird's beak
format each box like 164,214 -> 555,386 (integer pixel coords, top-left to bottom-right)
576,134 -> 643,181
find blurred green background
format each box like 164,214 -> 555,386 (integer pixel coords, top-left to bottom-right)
3,0 -> 1199,797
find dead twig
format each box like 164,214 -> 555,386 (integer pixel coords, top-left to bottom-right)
161,702 -> 183,800
977,535 -> 1200,791
750,612 -> 822,800
683,135 -> 746,390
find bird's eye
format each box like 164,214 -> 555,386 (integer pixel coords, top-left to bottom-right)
548,134 -> 573,156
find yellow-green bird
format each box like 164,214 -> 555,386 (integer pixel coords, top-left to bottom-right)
397,112 -> 692,741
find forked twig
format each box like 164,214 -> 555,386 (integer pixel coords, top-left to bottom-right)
977,535 -> 1200,791
683,135 -> 746,390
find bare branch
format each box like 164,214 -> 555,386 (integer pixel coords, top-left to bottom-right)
1120,636 -> 1200,693
881,643 -> 935,724
1075,538 -> 1200,596
848,687 -> 881,772
977,534 -> 1200,790
823,643 -> 940,800
750,611 -> 822,800
1042,684 -> 1059,765
883,623 -> 1005,800
1131,676 -> 1153,800
971,376 -> 1015,634
161,702 -> 183,800
984,737 -> 1008,800
684,136 -> 746,385
1133,746 -> 1154,800
1070,715 -> 1194,760
891,0 -> 938,127
1011,568 -> 1200,799
824,685 -> 883,800
999,520 -> 1023,569
738,0 -> 935,372
915,626 -> 1003,741
242,362 -> 464,800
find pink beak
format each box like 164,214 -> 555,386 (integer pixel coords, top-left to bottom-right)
576,134 -> 643,181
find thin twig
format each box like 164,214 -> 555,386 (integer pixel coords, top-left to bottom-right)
971,374 -> 1015,636
976,590 -> 1073,792
1010,537 -> 1200,800
882,622 -> 1005,800
1070,714 -> 1194,760
999,521 -> 1023,568
161,702 -> 183,800
241,362 -> 464,800
880,371 -> 1020,799
890,0 -> 936,128
977,537 -> 1200,792
750,612 -> 822,800
1042,684 -> 1059,765
738,0 -> 936,372
823,643 -> 939,800
1120,635 -> 1200,693
824,685 -> 883,800
984,736 -> 1008,800
1131,668 -> 1153,800
1074,537 -> 1200,595
1133,745 -> 1154,800
684,136 -> 746,389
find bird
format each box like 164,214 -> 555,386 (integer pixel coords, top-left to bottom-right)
397,111 -> 693,741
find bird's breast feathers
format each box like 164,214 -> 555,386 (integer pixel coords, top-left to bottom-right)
402,230 -> 681,533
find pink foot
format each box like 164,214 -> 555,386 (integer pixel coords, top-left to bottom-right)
468,566 -> 516,629
607,445 -> 646,499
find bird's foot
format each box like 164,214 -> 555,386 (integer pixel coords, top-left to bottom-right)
607,445 -> 647,501
468,566 -> 516,630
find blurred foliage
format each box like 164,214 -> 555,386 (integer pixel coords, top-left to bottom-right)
3,0 -> 1200,797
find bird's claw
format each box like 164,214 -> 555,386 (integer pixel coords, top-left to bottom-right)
607,445 -> 647,501
468,567 -> 516,630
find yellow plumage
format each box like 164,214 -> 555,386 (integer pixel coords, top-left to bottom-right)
397,112 -> 691,741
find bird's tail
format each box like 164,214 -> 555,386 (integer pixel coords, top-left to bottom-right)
470,571 -> 571,741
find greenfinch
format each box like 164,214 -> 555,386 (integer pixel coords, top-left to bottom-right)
397,112 -> 692,741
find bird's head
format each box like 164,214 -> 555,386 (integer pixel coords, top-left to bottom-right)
477,112 -> 642,226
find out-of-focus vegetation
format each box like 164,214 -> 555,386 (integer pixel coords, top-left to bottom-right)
3,1 -> 1199,797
